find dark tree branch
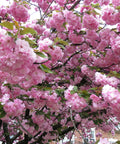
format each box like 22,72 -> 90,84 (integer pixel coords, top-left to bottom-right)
70,108 -> 89,144
16,108 -> 106,144
69,0 -> 81,10
42,0 -> 54,19
16,134 -> 32,144
16,117 -> 33,138
3,123 -> 12,144
11,132 -> 22,143
0,119 -> 2,128
25,109 -> 30,119
31,132 -> 47,144
52,41 -> 88,70
52,50 -> 81,70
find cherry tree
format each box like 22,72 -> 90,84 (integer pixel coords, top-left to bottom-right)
0,0 -> 120,143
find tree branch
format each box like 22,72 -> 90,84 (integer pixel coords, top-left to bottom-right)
69,0 -> 81,10
16,117 -> 33,138
42,0 -> 54,19
70,108 -> 89,144
22,0 -> 42,19
25,109 -> 30,119
52,50 -> 81,70
3,123 -> 12,144
11,132 -> 22,143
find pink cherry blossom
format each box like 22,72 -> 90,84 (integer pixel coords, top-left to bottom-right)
83,14 -> 99,30
4,99 -> 25,117
8,2 -> 30,22
102,7 -> 120,25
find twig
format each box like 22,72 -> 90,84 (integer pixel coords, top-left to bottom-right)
22,0 -> 42,19
70,108 -> 83,137
52,41 -> 88,70
42,0 -> 54,19
96,24 -> 106,33
22,0 -> 39,8
69,0 -> 81,10
38,7 -> 43,20
52,50 -> 81,70
16,117 -> 33,138
70,108 -> 89,144
109,118 -> 120,131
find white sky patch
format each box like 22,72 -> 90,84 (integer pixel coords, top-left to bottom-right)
0,0 -> 12,6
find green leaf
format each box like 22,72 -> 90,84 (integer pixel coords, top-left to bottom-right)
18,95 -> 34,102
89,66 -> 100,71
36,20 -> 45,25
3,83 -> 12,90
0,110 -> 6,118
55,10 -> 60,12
92,9 -> 100,15
78,90 -> 90,100
55,89 -> 65,95
116,6 -> 120,10
0,21 -> 14,30
73,86 -> 78,92
88,87 -> 98,91
57,44 -> 65,50
70,86 -> 78,94
93,119 -> 103,125
47,13 -> 52,17
62,22 -> 67,29
54,37 -> 68,46
91,3 -> 101,10
108,71 -> 120,78
95,140 -> 100,144
36,110 -> 44,115
20,27 -> 37,35
13,21 -> 19,29
7,32 -> 14,37
116,141 -> 120,144
33,83 -> 52,91
35,85 -> 52,91
85,10 -> 91,15
0,103 -> 6,118
24,37 -> 37,48
78,30 -> 86,35
0,103 -> 3,109
35,52 -> 48,58
39,64 -> 53,74
34,124 -> 39,131
61,97 -> 67,103
45,114 -> 50,119
20,94 -> 29,98
73,12 -> 81,17
80,112 -> 89,118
